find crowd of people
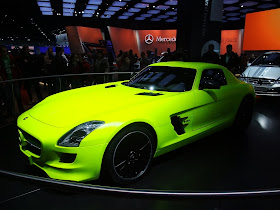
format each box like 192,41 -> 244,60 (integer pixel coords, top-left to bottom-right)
201,44 -> 256,74
0,45 -> 153,119
0,43 -> 254,121
0,45 -> 112,119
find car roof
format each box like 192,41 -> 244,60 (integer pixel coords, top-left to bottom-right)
150,61 -> 224,71
263,51 -> 280,54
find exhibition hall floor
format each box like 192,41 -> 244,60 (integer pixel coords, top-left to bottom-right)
1,96 -> 280,209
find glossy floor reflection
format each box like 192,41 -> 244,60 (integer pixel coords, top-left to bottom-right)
1,96 -> 280,209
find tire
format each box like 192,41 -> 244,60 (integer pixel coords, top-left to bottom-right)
102,125 -> 155,185
233,96 -> 254,131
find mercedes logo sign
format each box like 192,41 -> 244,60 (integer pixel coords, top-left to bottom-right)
145,34 -> 154,45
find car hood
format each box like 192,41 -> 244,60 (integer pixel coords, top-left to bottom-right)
243,66 -> 280,79
29,82 -> 180,128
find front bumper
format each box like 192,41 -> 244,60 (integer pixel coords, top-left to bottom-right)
252,85 -> 280,96
19,142 -> 107,181
18,113 -> 108,182
239,77 -> 280,96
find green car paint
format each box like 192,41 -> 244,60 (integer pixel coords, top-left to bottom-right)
17,62 -> 255,182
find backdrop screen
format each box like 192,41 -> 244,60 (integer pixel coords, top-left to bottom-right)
243,8 -> 280,51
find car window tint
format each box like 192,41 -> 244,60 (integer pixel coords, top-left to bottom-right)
125,66 -> 197,92
200,69 -> 227,88
252,53 -> 280,66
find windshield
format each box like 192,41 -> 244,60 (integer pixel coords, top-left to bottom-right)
252,53 -> 280,66
124,66 -> 196,92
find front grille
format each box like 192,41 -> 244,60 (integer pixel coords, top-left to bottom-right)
19,128 -> 41,156
247,78 -> 276,86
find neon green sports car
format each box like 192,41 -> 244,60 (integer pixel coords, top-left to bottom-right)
18,62 -> 255,184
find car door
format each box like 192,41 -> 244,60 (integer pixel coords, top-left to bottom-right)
192,68 -> 232,131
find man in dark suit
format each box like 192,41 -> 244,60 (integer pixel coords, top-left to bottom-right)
221,44 -> 239,74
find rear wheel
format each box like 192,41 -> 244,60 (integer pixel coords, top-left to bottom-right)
102,125 -> 155,185
233,96 -> 254,131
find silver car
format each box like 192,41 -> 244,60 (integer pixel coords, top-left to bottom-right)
240,51 -> 280,96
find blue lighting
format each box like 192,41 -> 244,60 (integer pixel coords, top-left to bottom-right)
165,11 -> 176,15
158,15 -> 169,19
122,12 -> 134,16
166,19 -> 176,22
112,1 -> 127,7
224,0 -> 239,4
63,12 -> 73,16
258,4 -> 276,9
224,6 -> 240,11
147,10 -> 160,14
240,8 -> 255,13
241,1 -> 258,7
226,12 -> 240,17
135,17 -> 145,20
142,0 -> 158,3
63,3 -> 75,8
40,7 -> 52,12
63,0 -> 76,3
108,6 -> 121,11
155,5 -> 170,10
82,13 -> 93,17
101,15 -> 111,18
134,3 -> 149,8
84,9 -> 95,14
228,17 -> 240,21
118,16 -> 129,19
141,13 -> 152,17
104,11 -> 115,15
37,2 -> 51,7
86,5 -> 98,10
42,11 -> 53,15
88,0 -> 102,5
128,8 -> 141,13
165,0 -> 177,6
151,18 -> 161,21
63,8 -> 74,13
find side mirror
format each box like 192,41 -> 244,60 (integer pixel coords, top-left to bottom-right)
200,80 -> 221,90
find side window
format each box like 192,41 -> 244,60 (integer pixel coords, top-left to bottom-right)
200,69 -> 227,88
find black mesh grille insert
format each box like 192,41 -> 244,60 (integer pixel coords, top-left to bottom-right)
19,128 -> 41,156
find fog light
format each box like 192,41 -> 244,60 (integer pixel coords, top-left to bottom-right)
59,153 -> 77,163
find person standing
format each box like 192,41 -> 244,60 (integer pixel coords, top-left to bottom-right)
116,52 -> 130,81
128,49 -> 136,72
94,51 -> 109,84
69,53 -> 83,89
221,44 -> 239,74
201,44 -> 220,64
140,52 -> 149,69
0,45 -> 24,115
18,45 -> 42,103
51,47 -> 68,93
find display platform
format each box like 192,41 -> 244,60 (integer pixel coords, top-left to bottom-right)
1,96 -> 280,209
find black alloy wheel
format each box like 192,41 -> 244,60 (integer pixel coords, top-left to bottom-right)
234,96 -> 254,131
102,125 -> 155,185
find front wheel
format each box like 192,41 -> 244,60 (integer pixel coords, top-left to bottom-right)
233,96 -> 254,131
102,126 -> 155,185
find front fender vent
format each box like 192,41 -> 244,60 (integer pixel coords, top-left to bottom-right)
171,116 -> 185,135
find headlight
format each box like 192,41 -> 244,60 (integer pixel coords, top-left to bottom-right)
239,74 -> 248,82
58,121 -> 104,147
276,77 -> 280,84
